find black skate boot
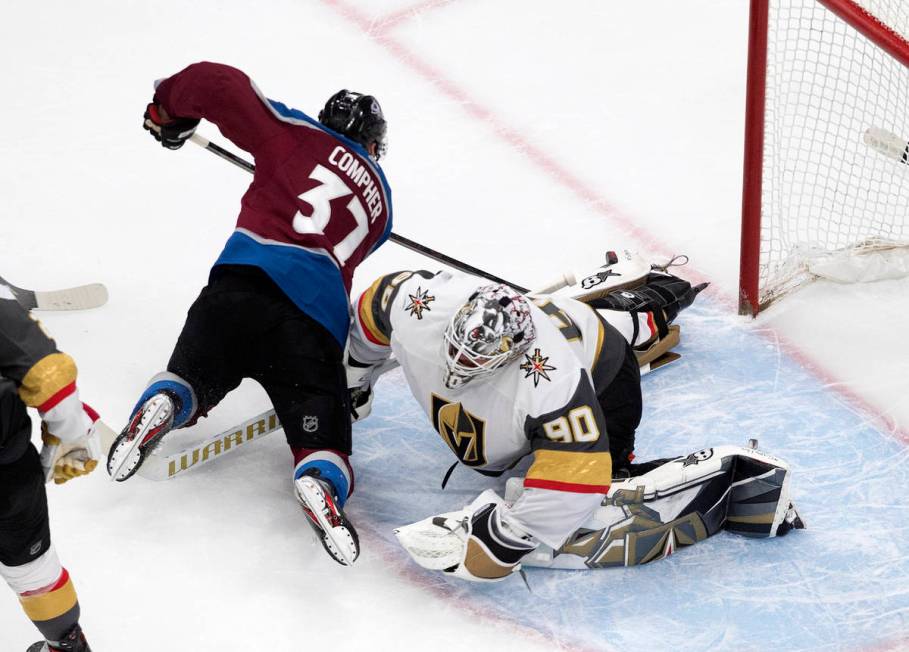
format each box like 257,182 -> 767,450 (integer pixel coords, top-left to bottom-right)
27,623 -> 91,652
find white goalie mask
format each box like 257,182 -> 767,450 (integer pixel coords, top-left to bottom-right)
442,284 -> 536,390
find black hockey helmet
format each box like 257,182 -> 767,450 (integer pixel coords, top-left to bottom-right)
318,90 -> 388,161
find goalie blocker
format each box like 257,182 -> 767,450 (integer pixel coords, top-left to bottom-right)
395,444 -> 804,580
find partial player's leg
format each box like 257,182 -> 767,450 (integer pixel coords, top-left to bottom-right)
595,343 -> 643,476
107,269 -> 249,481
565,252 -> 708,372
252,309 -> 359,566
514,444 -> 804,570
0,444 -> 91,651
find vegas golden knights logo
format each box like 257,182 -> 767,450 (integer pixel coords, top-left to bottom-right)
431,394 -> 487,466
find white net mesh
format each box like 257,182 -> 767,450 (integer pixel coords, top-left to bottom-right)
758,0 -> 909,306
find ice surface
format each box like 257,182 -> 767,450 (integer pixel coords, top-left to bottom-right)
1,1 -> 907,650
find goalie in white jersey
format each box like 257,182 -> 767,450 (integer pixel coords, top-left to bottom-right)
347,257 -> 804,581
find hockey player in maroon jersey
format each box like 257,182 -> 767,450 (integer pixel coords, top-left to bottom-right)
347,257 -> 803,581
0,282 -> 100,651
107,62 -> 393,566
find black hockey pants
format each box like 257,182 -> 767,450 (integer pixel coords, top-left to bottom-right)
167,265 -> 352,454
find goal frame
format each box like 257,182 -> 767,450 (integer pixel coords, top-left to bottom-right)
739,0 -> 909,315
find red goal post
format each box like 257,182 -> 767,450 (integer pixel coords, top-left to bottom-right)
739,0 -> 909,315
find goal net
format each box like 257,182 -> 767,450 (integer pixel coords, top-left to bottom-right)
739,0 -> 909,315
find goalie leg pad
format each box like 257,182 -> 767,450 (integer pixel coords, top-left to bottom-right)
726,447 -> 805,538
562,250 -> 652,303
516,445 -> 803,570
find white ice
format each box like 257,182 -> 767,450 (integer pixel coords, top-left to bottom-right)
1,1 -> 908,650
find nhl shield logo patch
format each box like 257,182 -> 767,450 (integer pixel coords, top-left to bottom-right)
302,416 -> 319,433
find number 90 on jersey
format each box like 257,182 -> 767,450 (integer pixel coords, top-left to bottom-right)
542,406 -> 600,443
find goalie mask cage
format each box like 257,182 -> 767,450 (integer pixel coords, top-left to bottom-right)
739,0 -> 909,315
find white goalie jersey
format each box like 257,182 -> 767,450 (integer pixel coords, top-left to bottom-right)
349,269 -> 643,549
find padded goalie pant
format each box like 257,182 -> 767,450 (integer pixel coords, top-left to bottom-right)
516,444 -> 801,570
166,264 -> 352,455
595,342 -> 643,471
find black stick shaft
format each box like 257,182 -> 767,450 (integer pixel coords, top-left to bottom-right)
387,233 -> 528,293
189,135 -> 527,292
200,139 -> 255,173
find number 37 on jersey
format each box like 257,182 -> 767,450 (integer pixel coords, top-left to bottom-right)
293,144 -> 388,266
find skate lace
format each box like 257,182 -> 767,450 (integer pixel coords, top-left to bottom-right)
321,490 -> 343,528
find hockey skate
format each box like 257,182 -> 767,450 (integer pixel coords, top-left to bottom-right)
106,393 -> 176,482
294,472 -> 360,566
27,623 -> 91,652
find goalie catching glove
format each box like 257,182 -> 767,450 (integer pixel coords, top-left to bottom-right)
394,489 -> 537,582
39,403 -> 102,484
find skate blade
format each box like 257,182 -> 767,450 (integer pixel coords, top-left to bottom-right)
107,433 -> 145,482
295,479 -> 359,566
107,399 -> 173,482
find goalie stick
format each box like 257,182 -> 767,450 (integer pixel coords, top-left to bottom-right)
864,127 -> 909,164
0,274 -> 108,311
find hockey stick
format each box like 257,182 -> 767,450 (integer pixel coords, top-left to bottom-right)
864,127 -> 909,164
188,133 -> 533,292
97,410 -> 282,481
108,358 -> 402,481
0,274 -> 108,311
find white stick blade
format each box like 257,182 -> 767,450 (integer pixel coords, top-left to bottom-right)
142,408 -> 281,481
864,127 -> 909,163
34,283 -> 109,310
97,420 -> 119,454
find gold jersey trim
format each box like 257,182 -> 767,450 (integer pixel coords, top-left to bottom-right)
18,353 -> 77,408
525,449 -> 612,487
357,277 -> 390,346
